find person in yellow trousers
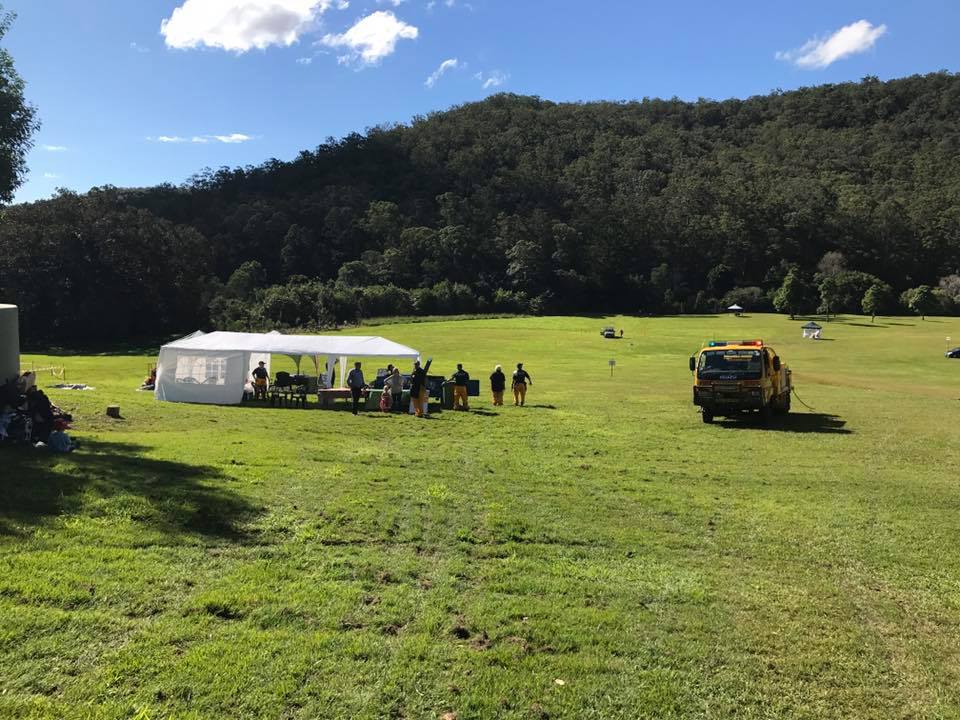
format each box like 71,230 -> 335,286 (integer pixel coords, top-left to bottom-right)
489,364 -> 506,406
450,363 -> 470,411
410,358 -> 432,417
512,362 -> 532,406
251,361 -> 269,400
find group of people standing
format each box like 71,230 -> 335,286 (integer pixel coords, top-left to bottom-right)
436,361 -> 533,411
346,358 -> 435,417
343,359 -> 534,416
488,363 -> 533,407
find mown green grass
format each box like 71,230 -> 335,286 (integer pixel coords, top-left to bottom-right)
2,314 -> 960,719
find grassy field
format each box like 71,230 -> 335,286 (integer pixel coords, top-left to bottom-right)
3,313 -> 960,719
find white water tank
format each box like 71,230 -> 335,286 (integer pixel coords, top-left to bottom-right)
0,304 -> 20,383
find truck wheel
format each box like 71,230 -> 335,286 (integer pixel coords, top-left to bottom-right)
702,410 -> 714,424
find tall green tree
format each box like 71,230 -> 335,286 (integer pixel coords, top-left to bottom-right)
862,282 -> 893,321
0,6 -> 39,202
773,268 -> 814,319
818,271 -> 882,318
903,285 -> 937,320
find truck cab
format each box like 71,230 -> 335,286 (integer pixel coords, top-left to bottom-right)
689,339 -> 791,423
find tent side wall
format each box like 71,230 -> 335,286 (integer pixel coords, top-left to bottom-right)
155,348 -> 248,405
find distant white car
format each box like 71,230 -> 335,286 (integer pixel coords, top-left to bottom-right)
601,326 -> 616,338
946,347 -> 960,358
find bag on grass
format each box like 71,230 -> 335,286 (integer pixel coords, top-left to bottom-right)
48,431 -> 74,453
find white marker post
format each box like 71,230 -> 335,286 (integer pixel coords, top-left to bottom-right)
609,359 -> 616,377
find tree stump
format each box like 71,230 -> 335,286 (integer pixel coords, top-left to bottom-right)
106,405 -> 121,419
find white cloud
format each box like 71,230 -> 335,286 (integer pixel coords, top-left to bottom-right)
213,133 -> 253,143
41,144 -> 68,152
130,41 -> 151,53
776,19 -> 887,69
297,56 -> 313,64
476,70 -> 508,89
320,11 -> 418,65
161,0 -> 335,52
43,172 -> 60,179
425,57 -> 459,88
377,0 -> 404,5
148,134 -> 254,144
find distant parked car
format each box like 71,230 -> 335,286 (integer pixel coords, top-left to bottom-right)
601,326 -> 616,338
946,347 -> 960,358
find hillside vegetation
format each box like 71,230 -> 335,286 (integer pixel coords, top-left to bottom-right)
4,73 -> 960,341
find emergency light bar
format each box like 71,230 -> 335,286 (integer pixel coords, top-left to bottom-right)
706,339 -> 763,347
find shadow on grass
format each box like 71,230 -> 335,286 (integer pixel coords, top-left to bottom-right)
0,439 -> 260,540
715,413 -> 851,434
845,322 -> 887,328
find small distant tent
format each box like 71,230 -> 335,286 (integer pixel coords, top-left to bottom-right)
802,321 -> 822,339
727,304 -> 744,316
155,331 -> 420,405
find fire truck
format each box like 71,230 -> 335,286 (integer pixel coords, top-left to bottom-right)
689,339 -> 791,423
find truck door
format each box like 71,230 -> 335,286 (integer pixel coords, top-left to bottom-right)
765,349 -> 779,397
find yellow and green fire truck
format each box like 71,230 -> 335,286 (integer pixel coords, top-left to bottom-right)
688,339 -> 791,423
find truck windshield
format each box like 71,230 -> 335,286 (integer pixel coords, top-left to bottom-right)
698,349 -> 763,380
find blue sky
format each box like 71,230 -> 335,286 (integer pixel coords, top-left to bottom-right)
5,0 -> 959,203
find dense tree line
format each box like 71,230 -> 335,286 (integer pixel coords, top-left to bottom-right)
4,72 -> 960,342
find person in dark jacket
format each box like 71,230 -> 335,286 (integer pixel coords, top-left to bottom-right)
489,365 -> 506,406
410,360 -> 428,417
346,361 -> 367,415
251,361 -> 269,400
512,363 -> 532,406
26,386 -> 54,442
450,363 -> 470,411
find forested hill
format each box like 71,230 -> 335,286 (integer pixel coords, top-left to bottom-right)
4,71 -> 960,342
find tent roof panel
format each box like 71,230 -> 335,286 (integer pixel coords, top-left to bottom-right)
161,331 -> 419,358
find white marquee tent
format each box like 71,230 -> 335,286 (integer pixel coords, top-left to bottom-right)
155,331 -> 420,405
